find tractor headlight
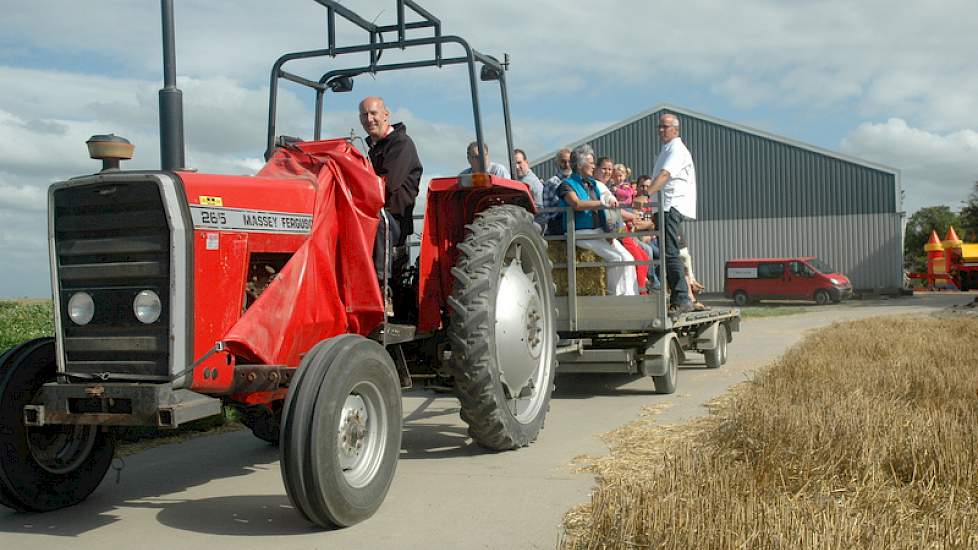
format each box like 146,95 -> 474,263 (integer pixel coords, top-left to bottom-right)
133,290 -> 162,324
67,292 -> 95,326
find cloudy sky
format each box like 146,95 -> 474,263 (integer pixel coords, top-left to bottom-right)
1,0 -> 976,297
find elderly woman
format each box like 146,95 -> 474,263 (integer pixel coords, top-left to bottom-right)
557,144 -> 639,296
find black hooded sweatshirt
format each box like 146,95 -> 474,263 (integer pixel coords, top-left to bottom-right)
366,122 -> 423,245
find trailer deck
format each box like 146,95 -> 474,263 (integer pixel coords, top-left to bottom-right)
543,204 -> 742,389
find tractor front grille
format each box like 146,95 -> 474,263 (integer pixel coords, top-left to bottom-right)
53,180 -> 171,380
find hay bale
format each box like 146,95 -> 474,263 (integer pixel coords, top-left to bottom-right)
549,243 -> 607,296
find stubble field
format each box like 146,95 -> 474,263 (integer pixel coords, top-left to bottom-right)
563,315 -> 978,549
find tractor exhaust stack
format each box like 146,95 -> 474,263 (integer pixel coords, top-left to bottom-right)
159,0 -> 185,171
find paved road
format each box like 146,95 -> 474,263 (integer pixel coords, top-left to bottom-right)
1,294 -> 969,549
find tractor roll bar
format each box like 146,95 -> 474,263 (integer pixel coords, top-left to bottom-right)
265,0 -> 513,177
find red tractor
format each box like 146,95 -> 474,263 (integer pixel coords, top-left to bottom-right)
0,0 -> 556,528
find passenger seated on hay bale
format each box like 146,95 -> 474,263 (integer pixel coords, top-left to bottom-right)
619,206 -> 660,292
595,155 -> 650,293
627,189 -> 663,291
556,144 -> 639,296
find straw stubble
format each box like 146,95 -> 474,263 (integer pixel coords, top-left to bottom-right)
562,315 -> 978,549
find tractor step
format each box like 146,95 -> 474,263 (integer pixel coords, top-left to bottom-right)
383,323 -> 417,345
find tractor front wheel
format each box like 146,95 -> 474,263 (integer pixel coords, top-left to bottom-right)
279,334 -> 402,528
0,338 -> 115,512
448,205 -> 557,451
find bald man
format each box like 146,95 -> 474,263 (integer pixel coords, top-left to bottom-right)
646,113 -> 697,314
359,97 -> 423,293
359,96 -> 423,247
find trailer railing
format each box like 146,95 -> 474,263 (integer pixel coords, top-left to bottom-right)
398,188 -> 671,332
538,189 -> 669,331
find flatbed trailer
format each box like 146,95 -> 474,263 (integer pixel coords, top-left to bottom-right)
544,203 -> 742,393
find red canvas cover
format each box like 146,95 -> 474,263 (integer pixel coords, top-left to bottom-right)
222,139 -> 385,366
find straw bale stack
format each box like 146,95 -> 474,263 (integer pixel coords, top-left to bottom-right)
549,244 -> 607,296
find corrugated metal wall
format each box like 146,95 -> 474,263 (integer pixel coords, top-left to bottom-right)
531,109 -> 899,220
684,212 -> 904,292
529,105 -> 904,290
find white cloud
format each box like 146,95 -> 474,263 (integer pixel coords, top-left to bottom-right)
840,118 -> 978,213
0,177 -> 46,212
2,0 -> 978,296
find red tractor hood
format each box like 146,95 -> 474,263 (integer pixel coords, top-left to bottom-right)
220,139 -> 385,366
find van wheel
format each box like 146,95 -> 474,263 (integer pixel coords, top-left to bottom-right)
814,290 -> 831,305
733,291 -> 749,307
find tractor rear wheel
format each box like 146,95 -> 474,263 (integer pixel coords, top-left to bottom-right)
0,338 -> 115,512
448,205 -> 557,451
279,334 -> 402,528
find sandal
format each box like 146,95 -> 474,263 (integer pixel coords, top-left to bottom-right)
693,301 -> 710,311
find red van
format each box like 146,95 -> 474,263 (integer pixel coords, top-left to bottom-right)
724,257 -> 853,306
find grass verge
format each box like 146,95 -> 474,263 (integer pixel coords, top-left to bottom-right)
562,315 -> 978,549
738,306 -> 808,318
0,300 -> 54,351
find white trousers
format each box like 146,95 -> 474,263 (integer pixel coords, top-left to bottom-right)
575,229 -> 639,296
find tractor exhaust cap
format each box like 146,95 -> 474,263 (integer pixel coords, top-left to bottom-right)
86,134 -> 134,172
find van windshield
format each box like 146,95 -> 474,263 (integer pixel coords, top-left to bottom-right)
808,258 -> 835,274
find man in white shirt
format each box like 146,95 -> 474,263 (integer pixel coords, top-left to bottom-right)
460,141 -> 511,179
647,113 -> 697,314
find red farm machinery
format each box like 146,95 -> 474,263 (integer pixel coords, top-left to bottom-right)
0,0 -> 556,528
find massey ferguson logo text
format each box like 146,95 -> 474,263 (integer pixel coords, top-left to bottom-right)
190,206 -> 313,234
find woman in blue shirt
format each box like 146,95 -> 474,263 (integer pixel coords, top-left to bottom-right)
557,144 -> 638,296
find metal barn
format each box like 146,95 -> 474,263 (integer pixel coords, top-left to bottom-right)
529,104 -> 903,293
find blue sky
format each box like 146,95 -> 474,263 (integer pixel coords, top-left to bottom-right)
1,0 -> 977,297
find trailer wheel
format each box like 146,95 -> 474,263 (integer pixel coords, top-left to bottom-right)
280,334 -> 402,528
448,205 -> 557,451
733,291 -> 750,307
814,289 -> 831,306
0,338 -> 115,512
651,336 -> 681,394
720,324 -> 730,365
703,328 -> 726,369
